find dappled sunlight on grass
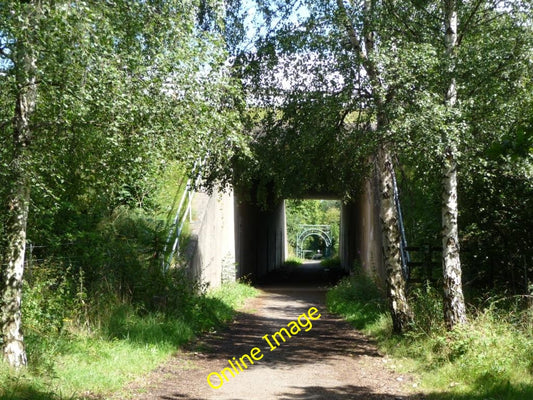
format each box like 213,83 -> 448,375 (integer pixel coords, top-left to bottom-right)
0,282 -> 257,400
327,277 -> 533,400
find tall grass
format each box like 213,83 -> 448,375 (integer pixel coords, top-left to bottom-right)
0,281 -> 257,400
283,256 -> 304,267
327,277 -> 533,400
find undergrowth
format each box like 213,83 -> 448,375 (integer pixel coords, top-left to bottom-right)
0,279 -> 257,400
283,256 -> 304,267
320,256 -> 342,269
327,276 -> 533,400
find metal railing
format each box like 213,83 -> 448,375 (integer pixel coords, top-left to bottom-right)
161,161 -> 203,272
295,224 -> 333,259
391,167 -> 411,281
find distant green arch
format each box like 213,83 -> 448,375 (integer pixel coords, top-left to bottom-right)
296,224 -> 332,259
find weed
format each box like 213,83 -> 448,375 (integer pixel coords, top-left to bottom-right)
320,257 -> 342,269
283,257 -> 303,267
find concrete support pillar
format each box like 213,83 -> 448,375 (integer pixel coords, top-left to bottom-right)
188,188 -> 236,288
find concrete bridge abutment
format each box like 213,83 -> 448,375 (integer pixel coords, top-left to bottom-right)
340,177 -> 384,281
188,177 -> 384,286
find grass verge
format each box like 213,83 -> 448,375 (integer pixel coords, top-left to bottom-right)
326,276 -> 533,400
0,281 -> 257,400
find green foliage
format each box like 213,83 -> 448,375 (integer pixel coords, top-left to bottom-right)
326,277 -> 387,331
22,265 -> 78,336
282,257 -> 304,268
320,257 -> 342,269
286,199 -> 340,257
1,281 -> 257,399
408,283 -> 445,336
0,0 -> 246,258
327,278 -> 533,399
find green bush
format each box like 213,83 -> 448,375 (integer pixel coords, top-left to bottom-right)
320,256 -> 342,269
3,281 -> 257,399
23,263 -> 83,335
326,276 -> 386,330
408,282 -> 445,336
283,257 -> 303,267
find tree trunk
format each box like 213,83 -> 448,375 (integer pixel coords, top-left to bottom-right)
441,0 -> 467,330
1,172 -> 31,368
441,149 -> 467,329
336,0 -> 413,333
378,145 -> 414,334
1,2 -> 39,367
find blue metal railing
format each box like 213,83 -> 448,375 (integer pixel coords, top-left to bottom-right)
161,160 -> 203,272
391,167 -> 410,281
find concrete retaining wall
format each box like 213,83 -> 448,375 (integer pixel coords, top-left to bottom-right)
234,198 -> 287,280
187,188 -> 236,288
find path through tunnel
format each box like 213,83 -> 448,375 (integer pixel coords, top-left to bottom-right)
233,180 -> 385,285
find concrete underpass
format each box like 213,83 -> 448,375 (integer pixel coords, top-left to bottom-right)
186,174 -> 385,287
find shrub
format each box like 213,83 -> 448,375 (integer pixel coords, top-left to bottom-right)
326,276 -> 386,330
283,257 -> 303,267
320,256 -> 342,269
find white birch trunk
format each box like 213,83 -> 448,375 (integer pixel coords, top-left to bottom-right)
364,0 -> 413,333
442,0 -> 467,330
1,175 -> 31,368
1,1 -> 40,367
336,0 -> 413,333
378,145 -> 413,333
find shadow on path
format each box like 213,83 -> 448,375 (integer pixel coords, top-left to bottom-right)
256,261 -> 348,287
277,384 -> 426,400
192,286 -> 381,370
126,276 -> 424,400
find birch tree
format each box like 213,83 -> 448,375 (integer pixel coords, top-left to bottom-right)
230,0 -> 414,332
388,0 -> 532,329
0,0 -> 41,368
437,0 -> 532,329
440,0 -> 467,330
336,0 -> 413,333
0,0 -> 244,368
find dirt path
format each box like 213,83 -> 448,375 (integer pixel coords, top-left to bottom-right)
121,286 -> 425,400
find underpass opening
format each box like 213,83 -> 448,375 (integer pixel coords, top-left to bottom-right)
278,199 -> 344,286
286,200 -> 339,261
234,198 -> 336,285
233,179 -> 385,286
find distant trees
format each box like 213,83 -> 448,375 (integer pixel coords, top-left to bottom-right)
285,200 -> 340,257
0,0 -> 243,368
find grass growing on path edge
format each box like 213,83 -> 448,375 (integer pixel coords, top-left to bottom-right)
0,282 -> 258,400
326,276 -> 533,400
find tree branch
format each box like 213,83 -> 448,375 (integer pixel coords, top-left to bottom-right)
335,0 -> 366,61
384,0 -> 418,40
457,0 -> 485,46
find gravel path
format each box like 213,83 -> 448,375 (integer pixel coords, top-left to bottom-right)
121,285 -> 425,400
